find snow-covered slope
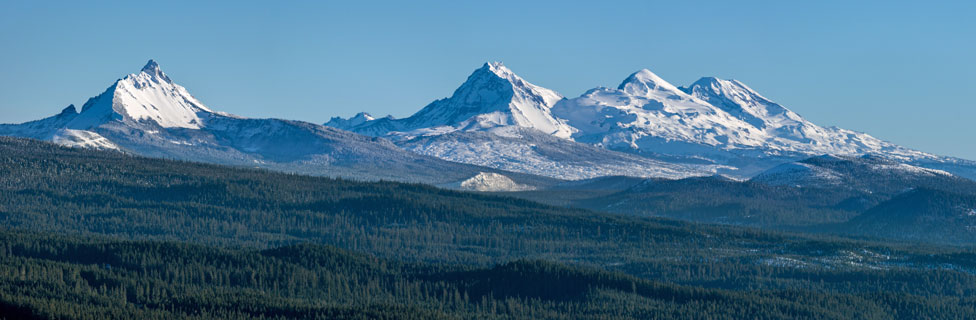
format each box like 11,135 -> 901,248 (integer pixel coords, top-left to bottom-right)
0,60 -> 561,187
50,129 -> 119,150
681,77 -> 927,159
684,77 -> 807,138
399,126 -> 725,180
0,105 -> 80,140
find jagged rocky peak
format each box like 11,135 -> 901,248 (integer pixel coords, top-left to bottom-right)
59,104 -> 78,116
142,59 -> 161,72
326,112 -> 377,129
350,112 -> 375,121
137,59 -> 172,83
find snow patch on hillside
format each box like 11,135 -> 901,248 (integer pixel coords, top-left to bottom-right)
872,163 -> 952,177
446,172 -> 535,192
400,128 -> 723,180
51,129 -> 119,150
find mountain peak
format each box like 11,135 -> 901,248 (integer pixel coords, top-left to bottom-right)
59,104 -> 78,116
142,59 -> 160,72
326,112 -> 378,130
453,61 -> 562,105
617,68 -> 682,96
339,62 -> 572,138
689,77 -> 763,100
686,76 -> 788,117
64,59 -> 209,130
352,112 -> 375,120
483,61 -> 504,69
688,76 -> 722,88
474,61 -> 524,85
139,59 -> 171,83
482,61 -> 513,76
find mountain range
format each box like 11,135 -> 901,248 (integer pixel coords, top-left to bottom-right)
329,62 -> 976,181
0,60 -> 557,188
3,60 -> 975,188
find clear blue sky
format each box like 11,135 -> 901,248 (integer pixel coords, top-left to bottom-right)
1,0 -> 973,159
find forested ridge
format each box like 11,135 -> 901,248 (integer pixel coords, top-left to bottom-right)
2,231 -> 976,319
2,137 -> 976,319
511,157 -> 976,245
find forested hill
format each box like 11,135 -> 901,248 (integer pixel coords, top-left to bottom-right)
3,136 -> 976,318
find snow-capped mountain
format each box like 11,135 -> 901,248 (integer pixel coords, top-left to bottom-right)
329,62 -> 575,139
331,62 -> 975,180
552,69 -> 765,157
552,69 -> 937,176
70,60 -> 212,130
0,60 -> 559,186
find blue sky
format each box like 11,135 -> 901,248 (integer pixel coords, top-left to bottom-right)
1,1 -> 973,159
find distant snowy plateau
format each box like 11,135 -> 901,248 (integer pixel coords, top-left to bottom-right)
3,60 -> 975,191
